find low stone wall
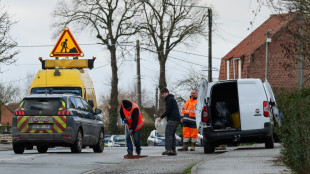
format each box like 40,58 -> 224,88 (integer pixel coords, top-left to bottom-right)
0,134 -> 12,144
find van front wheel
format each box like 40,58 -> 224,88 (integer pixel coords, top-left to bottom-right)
265,134 -> 274,149
204,142 -> 215,154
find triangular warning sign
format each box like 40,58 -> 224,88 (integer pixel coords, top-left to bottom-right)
50,27 -> 84,57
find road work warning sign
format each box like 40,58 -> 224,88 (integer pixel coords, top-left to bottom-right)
50,27 -> 84,57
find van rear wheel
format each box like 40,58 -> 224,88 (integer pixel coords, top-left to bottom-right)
204,142 -> 215,154
265,134 -> 274,149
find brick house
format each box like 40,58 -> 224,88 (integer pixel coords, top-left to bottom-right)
219,13 -> 310,91
1,103 -> 19,125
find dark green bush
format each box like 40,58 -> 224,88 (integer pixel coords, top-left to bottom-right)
141,123 -> 155,146
276,88 -> 310,174
0,125 -> 11,134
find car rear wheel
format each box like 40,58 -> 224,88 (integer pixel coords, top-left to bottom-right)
71,130 -> 83,153
93,129 -> 104,153
13,143 -> 25,154
37,146 -> 48,153
204,142 -> 215,154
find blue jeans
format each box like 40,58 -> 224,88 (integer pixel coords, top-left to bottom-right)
125,127 -> 141,155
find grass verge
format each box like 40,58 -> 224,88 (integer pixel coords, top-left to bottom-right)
183,162 -> 199,174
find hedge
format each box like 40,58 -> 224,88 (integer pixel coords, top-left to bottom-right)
276,88 -> 310,174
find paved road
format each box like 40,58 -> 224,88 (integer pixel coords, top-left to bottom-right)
0,143 -> 290,174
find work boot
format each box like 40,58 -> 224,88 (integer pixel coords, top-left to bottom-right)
167,149 -> 177,156
124,152 -> 133,158
178,143 -> 188,151
171,148 -> 177,155
190,143 -> 196,151
162,150 -> 169,155
215,145 -> 227,150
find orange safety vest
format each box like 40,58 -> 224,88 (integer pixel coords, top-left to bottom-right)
122,102 -> 143,131
182,97 -> 197,118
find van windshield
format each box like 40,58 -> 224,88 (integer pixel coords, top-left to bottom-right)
31,87 -> 82,96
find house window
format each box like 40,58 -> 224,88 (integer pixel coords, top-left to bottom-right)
226,60 -> 230,80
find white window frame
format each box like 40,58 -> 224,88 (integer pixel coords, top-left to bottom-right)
226,60 -> 230,80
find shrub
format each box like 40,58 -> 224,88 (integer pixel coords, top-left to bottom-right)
141,123 -> 155,146
276,88 -> 310,174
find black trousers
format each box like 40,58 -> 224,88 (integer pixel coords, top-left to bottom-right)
165,120 -> 179,151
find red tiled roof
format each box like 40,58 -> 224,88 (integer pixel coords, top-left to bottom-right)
222,13 -> 296,60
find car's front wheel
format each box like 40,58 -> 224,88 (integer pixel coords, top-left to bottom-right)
13,143 -> 25,154
71,129 -> 83,153
93,129 -> 104,153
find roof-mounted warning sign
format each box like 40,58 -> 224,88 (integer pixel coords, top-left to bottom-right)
50,27 -> 84,57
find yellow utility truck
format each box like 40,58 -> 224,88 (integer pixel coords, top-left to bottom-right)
30,57 -> 98,108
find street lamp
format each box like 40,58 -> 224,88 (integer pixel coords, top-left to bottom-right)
166,3 -> 213,82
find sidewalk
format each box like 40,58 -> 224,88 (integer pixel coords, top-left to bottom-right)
192,143 -> 291,174
0,143 -> 12,151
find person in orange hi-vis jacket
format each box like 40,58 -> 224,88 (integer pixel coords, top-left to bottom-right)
178,89 -> 198,151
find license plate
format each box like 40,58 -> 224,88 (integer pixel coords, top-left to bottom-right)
30,124 -> 52,129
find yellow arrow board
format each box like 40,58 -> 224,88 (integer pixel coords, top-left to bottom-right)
50,27 -> 84,57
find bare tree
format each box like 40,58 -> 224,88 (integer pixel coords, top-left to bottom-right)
173,68 -> 206,102
0,3 -> 19,65
140,0 -> 209,113
0,83 -> 20,122
53,0 -> 141,134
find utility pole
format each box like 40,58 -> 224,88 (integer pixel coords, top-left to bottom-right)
165,2 -> 212,82
136,40 -> 142,107
208,8 -> 212,82
298,16 -> 303,89
155,87 -> 158,117
265,31 -> 271,81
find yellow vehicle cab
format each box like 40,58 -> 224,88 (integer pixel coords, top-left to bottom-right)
30,57 -> 97,108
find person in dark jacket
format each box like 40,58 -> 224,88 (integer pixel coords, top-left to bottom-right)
120,100 -> 144,157
156,87 -> 180,156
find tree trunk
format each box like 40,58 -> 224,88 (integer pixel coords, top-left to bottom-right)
108,46 -> 119,134
158,56 -> 167,116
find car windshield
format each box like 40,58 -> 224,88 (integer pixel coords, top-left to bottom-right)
20,98 -> 64,116
114,135 -> 125,142
157,132 -> 165,137
31,87 -> 82,96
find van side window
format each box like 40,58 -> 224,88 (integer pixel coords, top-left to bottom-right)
81,98 -> 93,113
69,97 -> 77,109
74,97 -> 86,111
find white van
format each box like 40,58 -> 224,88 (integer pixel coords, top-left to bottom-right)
195,78 -> 280,153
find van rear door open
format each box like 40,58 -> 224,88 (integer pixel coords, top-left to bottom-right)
237,79 -> 270,130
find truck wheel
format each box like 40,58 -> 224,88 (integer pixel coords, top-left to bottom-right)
37,146 -> 48,153
71,130 -> 83,153
265,134 -> 274,149
204,142 -> 215,154
93,129 -> 104,153
13,143 -> 25,154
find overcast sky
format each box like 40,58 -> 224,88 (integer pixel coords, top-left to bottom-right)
1,0 -> 273,102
